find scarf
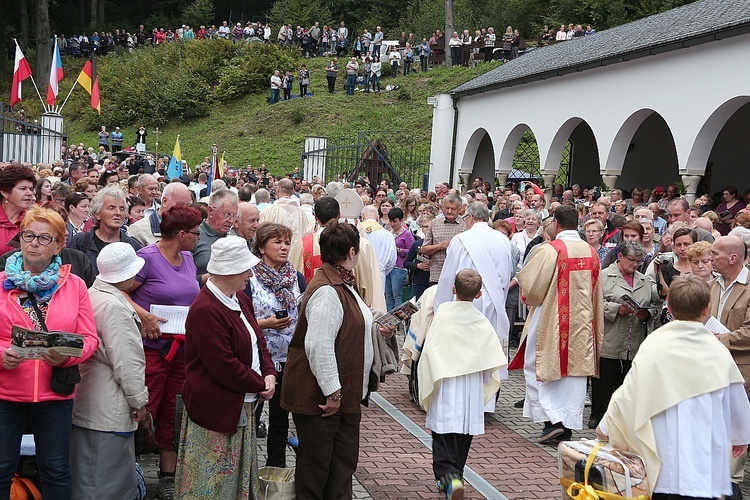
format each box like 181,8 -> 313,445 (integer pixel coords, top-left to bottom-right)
253,260 -> 297,311
334,264 -> 357,287
3,252 -> 62,303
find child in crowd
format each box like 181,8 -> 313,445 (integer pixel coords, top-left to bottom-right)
417,269 -> 507,499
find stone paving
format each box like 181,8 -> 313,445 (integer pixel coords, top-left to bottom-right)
140,345 -> 750,499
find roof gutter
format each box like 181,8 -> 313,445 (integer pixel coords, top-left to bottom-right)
451,22 -> 750,99
448,92 -> 459,189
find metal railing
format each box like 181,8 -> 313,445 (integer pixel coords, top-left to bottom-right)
1,103 -> 68,165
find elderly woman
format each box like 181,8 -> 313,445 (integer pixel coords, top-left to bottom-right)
0,206 -> 98,497
0,164 -> 37,254
64,192 -> 90,242
71,243 -> 148,498
247,222 -> 302,468
504,200 -> 525,233
687,241 -> 714,281
126,205 -> 203,498
67,186 -> 142,273
583,219 -> 608,263
281,220 -> 375,498
588,241 -> 660,430
176,236 -> 276,499
510,209 -> 541,257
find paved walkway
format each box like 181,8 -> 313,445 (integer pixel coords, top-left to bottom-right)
141,345 -> 750,499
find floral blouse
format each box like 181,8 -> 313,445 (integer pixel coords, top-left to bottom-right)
248,275 -> 301,364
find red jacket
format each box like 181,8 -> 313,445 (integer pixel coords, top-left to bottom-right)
0,204 -> 24,255
0,264 -> 98,402
182,286 -> 276,434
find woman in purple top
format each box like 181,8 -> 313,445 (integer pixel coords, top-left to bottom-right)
385,207 -> 415,311
125,205 -> 202,498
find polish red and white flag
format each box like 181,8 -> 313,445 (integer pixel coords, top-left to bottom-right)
10,41 -> 33,107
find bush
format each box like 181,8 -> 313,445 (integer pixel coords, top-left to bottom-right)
215,43 -> 298,102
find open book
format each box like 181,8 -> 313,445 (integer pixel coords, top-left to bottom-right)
150,305 -> 190,335
11,325 -> 84,359
375,300 -> 420,329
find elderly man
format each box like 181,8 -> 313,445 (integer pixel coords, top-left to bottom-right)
514,205 -> 604,442
229,202 -> 261,249
360,205 -> 396,287
435,201 -> 513,361
589,201 -> 619,248
137,174 -> 162,217
259,178 -> 309,248
711,235 -> 750,498
192,188 -> 239,283
127,182 -> 193,246
421,195 -> 465,285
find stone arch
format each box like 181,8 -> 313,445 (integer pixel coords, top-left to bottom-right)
545,117 -> 600,188
603,109 -> 656,173
458,127 -> 496,187
686,96 -> 750,174
497,124 -> 536,173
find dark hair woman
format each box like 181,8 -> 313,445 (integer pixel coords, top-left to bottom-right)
281,220 -> 378,497
0,164 -> 37,254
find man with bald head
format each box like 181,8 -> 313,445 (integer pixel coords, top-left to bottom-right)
711,235 -> 750,497
230,202 -> 261,249
127,181 -> 194,246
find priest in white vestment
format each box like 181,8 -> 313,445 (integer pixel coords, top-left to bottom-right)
434,202 -> 513,378
259,178 -> 311,249
598,275 -> 750,500
360,205 -> 396,288
513,205 -> 604,443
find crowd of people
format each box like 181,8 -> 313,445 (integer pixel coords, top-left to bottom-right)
1,147 -> 750,500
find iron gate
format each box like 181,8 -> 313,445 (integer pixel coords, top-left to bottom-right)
511,129 -> 572,188
302,131 -> 430,189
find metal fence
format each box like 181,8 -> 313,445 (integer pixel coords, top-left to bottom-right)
1,103 -> 68,165
302,131 -> 430,190
511,129 -> 571,187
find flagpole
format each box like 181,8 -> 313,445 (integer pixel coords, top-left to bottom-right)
57,81 -> 79,114
28,74 -> 49,113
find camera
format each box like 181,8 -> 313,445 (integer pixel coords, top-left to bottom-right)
654,253 -> 674,266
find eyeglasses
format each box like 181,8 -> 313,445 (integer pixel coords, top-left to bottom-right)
183,230 -> 201,236
623,255 -> 644,264
210,206 -> 240,221
20,231 -> 55,246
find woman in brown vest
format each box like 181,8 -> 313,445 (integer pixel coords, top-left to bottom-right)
281,220 -> 374,499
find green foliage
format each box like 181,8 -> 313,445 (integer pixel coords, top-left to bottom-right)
181,0 -> 216,28
269,0 -> 332,31
215,43 -> 298,102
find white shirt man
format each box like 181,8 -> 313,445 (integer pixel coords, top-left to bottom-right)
360,205 -> 396,287
434,201 -> 513,382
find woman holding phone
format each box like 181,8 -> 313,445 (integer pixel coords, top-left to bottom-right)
247,222 -> 303,468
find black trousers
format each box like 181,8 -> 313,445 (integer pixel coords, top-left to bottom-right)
590,357 -> 632,421
327,76 -> 336,93
254,363 -> 289,467
432,432 -> 473,480
293,412 -> 361,500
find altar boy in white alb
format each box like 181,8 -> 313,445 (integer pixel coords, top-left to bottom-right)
598,275 -> 750,500
418,269 -> 507,500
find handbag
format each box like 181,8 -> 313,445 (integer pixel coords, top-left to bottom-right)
27,294 -> 81,395
258,467 -> 295,500
134,411 -> 158,456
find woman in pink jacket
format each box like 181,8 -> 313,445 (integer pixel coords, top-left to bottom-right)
0,206 -> 98,499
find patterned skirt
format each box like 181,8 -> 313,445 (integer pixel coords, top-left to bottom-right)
175,402 -> 259,499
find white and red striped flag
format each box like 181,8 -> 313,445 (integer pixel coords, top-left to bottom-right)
10,41 -> 32,107
46,38 -> 64,106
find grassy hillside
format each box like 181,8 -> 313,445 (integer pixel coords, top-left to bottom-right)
63,54 -> 494,174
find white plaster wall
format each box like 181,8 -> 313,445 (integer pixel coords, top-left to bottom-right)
430,32 -> 750,188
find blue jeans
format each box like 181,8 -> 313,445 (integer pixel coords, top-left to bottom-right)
412,283 -> 428,301
270,88 -> 280,104
391,62 -> 399,77
363,73 -> 370,91
0,399 -> 74,499
385,268 -> 408,311
372,75 -> 381,91
346,74 -> 357,95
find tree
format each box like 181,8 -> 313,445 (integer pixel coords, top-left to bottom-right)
36,0 -> 52,96
445,0 -> 454,68
182,0 -> 216,29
